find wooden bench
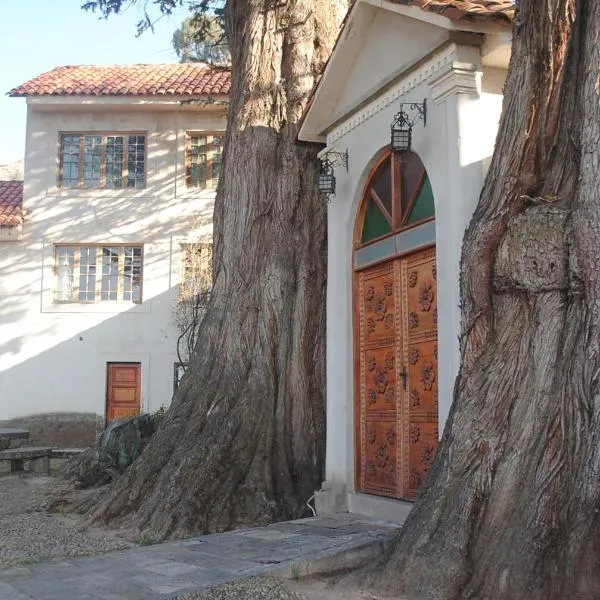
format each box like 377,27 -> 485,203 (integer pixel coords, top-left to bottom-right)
0,446 -> 52,473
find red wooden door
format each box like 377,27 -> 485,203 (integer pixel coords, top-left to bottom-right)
106,363 -> 141,423
355,247 -> 438,500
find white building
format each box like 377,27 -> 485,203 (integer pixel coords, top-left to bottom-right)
0,64 -> 228,432
299,0 -> 514,520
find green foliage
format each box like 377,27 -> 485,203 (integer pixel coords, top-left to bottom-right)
81,0 -> 226,40
172,14 -> 230,64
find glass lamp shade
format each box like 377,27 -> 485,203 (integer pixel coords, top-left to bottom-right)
391,126 -> 412,152
318,169 -> 336,195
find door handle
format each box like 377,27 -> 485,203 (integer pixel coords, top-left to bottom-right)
399,367 -> 408,390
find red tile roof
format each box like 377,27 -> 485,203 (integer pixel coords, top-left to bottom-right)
389,0 -> 514,23
9,63 -> 231,97
0,181 -> 23,228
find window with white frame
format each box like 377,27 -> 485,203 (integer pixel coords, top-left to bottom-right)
59,133 -> 146,189
185,133 -> 223,189
55,245 -> 143,303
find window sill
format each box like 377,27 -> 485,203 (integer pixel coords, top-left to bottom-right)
41,302 -> 151,315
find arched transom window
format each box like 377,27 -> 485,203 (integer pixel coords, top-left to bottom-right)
359,151 -> 434,245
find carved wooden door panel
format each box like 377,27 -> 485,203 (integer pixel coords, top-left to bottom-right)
402,248 -> 438,499
356,247 -> 438,500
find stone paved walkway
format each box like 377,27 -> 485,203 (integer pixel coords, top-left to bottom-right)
0,515 -> 401,600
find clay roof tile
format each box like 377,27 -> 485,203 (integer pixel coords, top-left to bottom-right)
0,181 -> 24,228
388,0 -> 514,23
9,63 -> 231,97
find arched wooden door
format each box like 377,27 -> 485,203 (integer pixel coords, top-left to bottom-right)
353,150 -> 438,501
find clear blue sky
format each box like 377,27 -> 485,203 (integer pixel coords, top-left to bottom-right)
0,0 -> 190,164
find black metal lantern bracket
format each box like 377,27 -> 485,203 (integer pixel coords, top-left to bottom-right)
391,100 -> 427,152
319,149 -> 349,172
317,149 -> 349,199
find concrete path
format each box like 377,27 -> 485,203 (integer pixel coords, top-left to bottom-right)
0,515 -> 401,600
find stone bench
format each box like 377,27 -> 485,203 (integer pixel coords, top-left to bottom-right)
0,446 -> 52,473
50,448 -> 86,459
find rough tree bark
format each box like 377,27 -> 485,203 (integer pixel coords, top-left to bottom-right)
365,1 -> 600,599
83,0 -> 347,539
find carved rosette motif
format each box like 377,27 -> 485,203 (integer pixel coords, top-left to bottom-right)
410,389 -> 420,407
368,357 -> 376,372
408,271 -> 418,287
375,444 -> 389,468
421,443 -> 435,468
408,312 -> 419,329
367,429 -> 377,444
419,283 -> 434,312
386,428 -> 396,445
421,362 -> 435,391
367,389 -> 377,405
409,348 -> 419,365
365,461 -> 376,479
410,424 -> 421,444
384,386 -> 395,404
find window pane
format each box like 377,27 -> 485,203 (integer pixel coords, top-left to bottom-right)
61,136 -> 81,188
83,136 -> 102,188
189,135 -> 208,188
406,176 -> 435,225
371,158 -> 392,217
211,135 -> 223,186
105,136 -> 124,188
362,197 -> 392,243
400,152 -> 426,216
127,135 -> 145,188
101,247 -> 119,301
78,247 -> 97,302
123,247 -> 142,303
55,247 -> 74,301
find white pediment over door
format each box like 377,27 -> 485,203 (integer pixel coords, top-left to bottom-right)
331,7 -> 449,129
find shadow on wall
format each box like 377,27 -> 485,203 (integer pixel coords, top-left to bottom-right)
0,288 -> 183,442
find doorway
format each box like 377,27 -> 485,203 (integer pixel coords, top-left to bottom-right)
353,150 -> 438,501
106,362 -> 141,423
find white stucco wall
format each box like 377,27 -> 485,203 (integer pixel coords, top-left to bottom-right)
322,42 -> 506,502
0,102 -> 226,421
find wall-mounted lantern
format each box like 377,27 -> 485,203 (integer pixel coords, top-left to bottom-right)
391,100 -> 427,153
317,149 -> 349,199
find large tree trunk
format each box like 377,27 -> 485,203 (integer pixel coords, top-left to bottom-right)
366,1 -> 600,599
84,0 -> 347,539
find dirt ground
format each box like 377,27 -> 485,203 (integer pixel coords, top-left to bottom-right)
286,578 -> 387,599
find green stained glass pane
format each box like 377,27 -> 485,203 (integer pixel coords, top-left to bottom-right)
407,176 -> 435,224
362,197 -> 392,243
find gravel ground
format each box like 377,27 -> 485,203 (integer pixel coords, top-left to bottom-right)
0,473 -> 132,569
177,577 -> 306,600
176,576 -> 381,600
